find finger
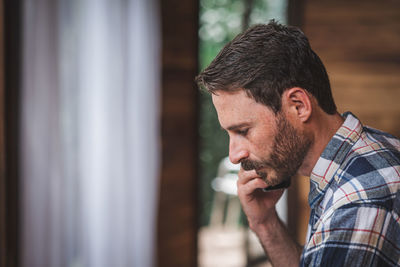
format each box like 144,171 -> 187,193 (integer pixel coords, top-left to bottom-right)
237,168 -> 260,185
237,177 -> 267,196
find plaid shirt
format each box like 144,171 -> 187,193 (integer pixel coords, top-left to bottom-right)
300,112 -> 400,266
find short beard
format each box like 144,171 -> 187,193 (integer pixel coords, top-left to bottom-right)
241,113 -> 312,187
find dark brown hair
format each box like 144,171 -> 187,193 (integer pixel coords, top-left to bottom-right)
196,20 -> 337,114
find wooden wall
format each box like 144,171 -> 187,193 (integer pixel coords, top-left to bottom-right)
158,0 -> 199,266
291,0 -> 400,244
0,0 -> 5,265
304,0 -> 400,136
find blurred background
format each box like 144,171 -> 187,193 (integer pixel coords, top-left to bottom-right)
0,0 -> 399,267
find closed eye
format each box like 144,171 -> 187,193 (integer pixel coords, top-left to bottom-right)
225,123 -> 251,136
236,128 -> 249,136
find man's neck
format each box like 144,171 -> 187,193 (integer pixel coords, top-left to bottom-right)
298,111 -> 344,177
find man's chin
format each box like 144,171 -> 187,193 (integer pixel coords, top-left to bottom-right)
258,168 -> 292,189
257,169 -> 278,186
255,170 -> 268,181
262,179 -> 291,191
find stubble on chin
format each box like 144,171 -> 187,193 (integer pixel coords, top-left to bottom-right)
256,168 -> 287,187
256,170 -> 267,181
241,160 -> 270,182
242,161 -> 281,187
240,151 -> 285,187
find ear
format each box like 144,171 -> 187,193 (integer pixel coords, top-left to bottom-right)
282,87 -> 312,123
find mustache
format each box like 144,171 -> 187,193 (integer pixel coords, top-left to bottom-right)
241,159 -> 270,171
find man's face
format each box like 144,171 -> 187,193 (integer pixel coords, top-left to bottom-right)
212,89 -> 312,187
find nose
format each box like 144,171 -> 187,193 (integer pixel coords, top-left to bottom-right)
228,137 -> 249,164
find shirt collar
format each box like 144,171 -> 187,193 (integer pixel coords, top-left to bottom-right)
308,112 -> 363,209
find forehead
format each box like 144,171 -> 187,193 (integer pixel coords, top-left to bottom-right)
211,90 -> 275,129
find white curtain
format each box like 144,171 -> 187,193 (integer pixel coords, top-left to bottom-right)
21,0 -> 160,266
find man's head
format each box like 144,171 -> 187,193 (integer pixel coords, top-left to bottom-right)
196,20 -> 336,115
197,21 -> 337,185
211,89 -> 313,186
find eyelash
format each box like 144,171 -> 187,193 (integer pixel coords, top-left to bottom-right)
237,129 -> 249,136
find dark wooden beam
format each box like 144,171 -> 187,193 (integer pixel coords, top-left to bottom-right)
3,0 -> 22,266
0,0 -> 5,266
287,0 -> 305,28
158,0 -> 199,266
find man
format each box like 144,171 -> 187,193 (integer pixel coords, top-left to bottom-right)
196,21 -> 400,266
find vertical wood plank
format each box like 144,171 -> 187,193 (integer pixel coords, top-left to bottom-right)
3,0 -> 22,266
0,0 -> 5,265
158,0 -> 199,266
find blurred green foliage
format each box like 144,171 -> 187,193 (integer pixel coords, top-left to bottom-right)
198,0 -> 287,227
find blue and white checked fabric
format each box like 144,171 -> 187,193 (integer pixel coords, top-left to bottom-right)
300,112 -> 400,266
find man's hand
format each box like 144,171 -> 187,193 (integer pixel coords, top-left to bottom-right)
236,167 -> 302,266
236,167 -> 284,230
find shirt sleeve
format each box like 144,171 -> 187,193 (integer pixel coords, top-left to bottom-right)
300,203 -> 400,267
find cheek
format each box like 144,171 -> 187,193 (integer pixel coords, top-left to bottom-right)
248,133 -> 274,159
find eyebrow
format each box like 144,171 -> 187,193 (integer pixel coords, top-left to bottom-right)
224,123 -> 250,131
